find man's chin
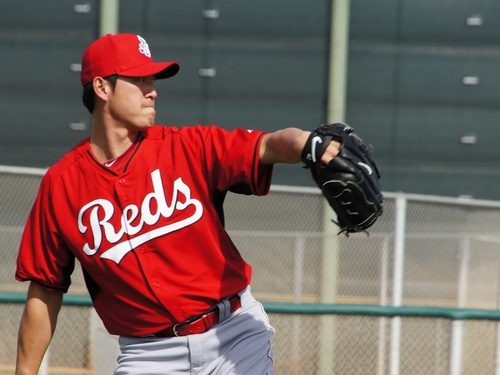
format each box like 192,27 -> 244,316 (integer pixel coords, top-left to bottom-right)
146,116 -> 156,127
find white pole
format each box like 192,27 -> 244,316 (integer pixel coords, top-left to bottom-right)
377,236 -> 390,375
99,0 -> 120,36
449,238 -> 469,375
449,320 -> 463,375
319,1 -> 350,374
292,235 -> 305,375
327,0 -> 350,123
389,194 -> 407,375
318,224 -> 339,375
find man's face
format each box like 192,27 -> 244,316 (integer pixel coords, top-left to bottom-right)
107,75 -> 158,130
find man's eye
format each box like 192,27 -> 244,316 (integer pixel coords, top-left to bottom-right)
136,77 -> 154,84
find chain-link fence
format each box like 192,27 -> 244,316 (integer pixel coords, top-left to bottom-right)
3,165 -> 500,374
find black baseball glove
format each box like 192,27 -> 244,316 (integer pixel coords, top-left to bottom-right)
301,123 -> 383,235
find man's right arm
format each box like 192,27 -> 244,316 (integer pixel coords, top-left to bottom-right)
259,128 -> 340,166
16,281 -> 63,375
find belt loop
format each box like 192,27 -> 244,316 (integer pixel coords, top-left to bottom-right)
217,298 -> 231,322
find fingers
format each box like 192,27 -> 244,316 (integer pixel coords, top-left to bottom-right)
321,140 -> 341,164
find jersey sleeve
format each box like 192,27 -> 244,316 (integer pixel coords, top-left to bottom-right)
15,172 -> 75,292
196,126 -> 273,196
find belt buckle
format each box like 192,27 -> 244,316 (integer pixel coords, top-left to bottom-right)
171,296 -> 237,337
172,314 -> 200,337
172,322 -> 182,337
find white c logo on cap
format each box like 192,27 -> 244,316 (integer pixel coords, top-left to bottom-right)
137,35 -> 151,58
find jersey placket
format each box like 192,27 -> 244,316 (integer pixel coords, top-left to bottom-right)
111,172 -> 179,320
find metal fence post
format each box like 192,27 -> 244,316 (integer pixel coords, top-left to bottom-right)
319,208 -> 339,375
390,194 -> 407,375
99,0 -> 119,36
449,238 -> 470,375
378,236 -> 390,375
292,235 -> 305,374
320,0 -> 350,370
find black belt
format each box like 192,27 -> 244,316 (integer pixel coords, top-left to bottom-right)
152,295 -> 241,337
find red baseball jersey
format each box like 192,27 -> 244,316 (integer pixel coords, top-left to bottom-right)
16,125 -> 273,336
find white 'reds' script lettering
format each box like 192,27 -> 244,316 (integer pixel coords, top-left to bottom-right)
77,169 -> 203,264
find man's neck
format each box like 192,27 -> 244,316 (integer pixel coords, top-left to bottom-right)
90,126 -> 141,163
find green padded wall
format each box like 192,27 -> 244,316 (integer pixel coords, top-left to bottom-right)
3,0 -> 500,199
348,0 -> 500,199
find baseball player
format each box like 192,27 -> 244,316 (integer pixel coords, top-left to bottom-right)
14,33 -> 341,375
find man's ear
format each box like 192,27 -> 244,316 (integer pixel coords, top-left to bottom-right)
93,77 -> 111,101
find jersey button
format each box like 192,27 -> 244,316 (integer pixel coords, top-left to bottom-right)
119,178 -> 126,184
123,195 -> 131,202
153,282 -> 160,288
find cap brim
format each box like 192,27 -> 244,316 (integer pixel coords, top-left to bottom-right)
119,61 -> 180,80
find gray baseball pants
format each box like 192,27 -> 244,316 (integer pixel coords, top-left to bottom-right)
114,287 -> 275,375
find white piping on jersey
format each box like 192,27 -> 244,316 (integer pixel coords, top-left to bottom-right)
77,169 -> 203,264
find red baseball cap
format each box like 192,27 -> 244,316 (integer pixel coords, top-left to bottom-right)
80,33 -> 180,86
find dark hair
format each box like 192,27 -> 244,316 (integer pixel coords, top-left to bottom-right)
82,75 -> 118,114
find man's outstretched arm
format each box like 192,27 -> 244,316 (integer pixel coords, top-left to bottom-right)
259,127 -> 340,165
